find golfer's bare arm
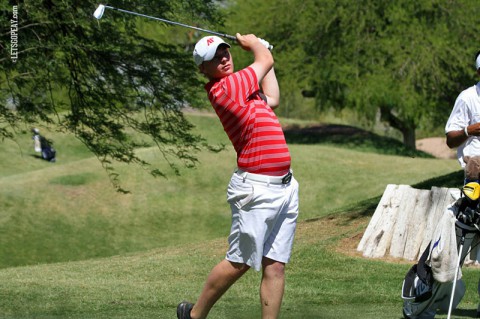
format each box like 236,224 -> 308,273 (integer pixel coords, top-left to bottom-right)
235,33 -> 278,108
261,68 -> 280,109
446,123 -> 480,148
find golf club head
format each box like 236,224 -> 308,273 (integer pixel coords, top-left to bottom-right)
93,4 -> 105,19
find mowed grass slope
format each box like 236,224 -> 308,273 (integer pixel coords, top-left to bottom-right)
0,114 -> 460,268
1,212 -> 479,318
0,113 -> 471,318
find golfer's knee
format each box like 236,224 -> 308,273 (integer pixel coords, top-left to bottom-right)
225,260 -> 250,277
230,260 -> 248,268
262,258 -> 285,277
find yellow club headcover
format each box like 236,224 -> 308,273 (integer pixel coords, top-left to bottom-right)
463,182 -> 480,201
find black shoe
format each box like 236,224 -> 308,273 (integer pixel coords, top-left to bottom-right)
177,301 -> 194,319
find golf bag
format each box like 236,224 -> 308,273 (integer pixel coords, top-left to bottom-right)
41,142 -> 56,162
402,190 -> 480,319
32,129 -> 56,162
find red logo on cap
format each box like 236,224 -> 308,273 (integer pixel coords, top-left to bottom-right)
206,37 -> 215,46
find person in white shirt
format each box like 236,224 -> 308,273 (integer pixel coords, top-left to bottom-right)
443,50 -> 480,318
446,50 -> 480,175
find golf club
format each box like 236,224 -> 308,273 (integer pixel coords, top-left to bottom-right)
446,233 -> 464,319
93,4 -> 273,50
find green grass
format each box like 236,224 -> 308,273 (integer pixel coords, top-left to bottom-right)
0,112 -> 470,318
0,214 -> 478,319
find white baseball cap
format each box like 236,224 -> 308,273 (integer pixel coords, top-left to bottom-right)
193,36 -> 231,66
476,53 -> 480,70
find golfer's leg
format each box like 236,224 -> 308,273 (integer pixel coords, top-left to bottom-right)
260,257 -> 285,319
190,259 -> 249,319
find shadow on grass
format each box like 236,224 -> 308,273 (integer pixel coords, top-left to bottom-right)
291,123 -> 463,222
412,170 -> 464,190
323,170 -> 465,222
283,123 -> 433,158
438,308 -> 478,318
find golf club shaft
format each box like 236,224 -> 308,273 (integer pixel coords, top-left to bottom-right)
103,5 -> 237,41
447,236 -> 465,319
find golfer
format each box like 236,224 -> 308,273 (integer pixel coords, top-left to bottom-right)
177,34 -> 299,319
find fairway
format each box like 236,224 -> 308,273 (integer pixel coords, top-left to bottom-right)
3,0 -> 480,317
0,113 -> 470,318
0,210 -> 479,318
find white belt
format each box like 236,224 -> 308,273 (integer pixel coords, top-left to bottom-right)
235,169 -> 293,185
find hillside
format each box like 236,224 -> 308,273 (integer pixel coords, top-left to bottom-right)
0,114 -> 461,270
2,206 -> 480,318
1,114 -> 473,318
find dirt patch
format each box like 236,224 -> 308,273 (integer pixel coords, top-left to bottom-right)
416,137 -> 456,160
299,214 -> 412,266
301,213 -> 412,264
335,228 -> 411,265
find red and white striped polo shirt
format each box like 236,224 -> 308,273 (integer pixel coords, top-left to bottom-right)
205,66 -> 291,176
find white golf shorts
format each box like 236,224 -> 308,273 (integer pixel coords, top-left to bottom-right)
225,169 -> 299,271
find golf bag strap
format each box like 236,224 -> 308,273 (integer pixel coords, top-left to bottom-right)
418,242 -> 433,286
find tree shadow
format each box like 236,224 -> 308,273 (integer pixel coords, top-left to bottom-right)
412,170 -> 464,190
438,308 -> 478,318
30,154 -> 56,163
288,124 -> 464,222
283,123 -> 433,158
338,170 -> 465,220
395,309 -> 478,319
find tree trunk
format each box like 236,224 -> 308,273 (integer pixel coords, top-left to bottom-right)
402,128 -> 416,150
380,106 -> 417,150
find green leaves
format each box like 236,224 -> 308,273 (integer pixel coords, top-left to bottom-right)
227,0 -> 480,148
1,0 -> 222,190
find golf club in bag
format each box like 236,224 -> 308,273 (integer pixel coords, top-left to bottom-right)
446,219 -> 479,319
93,4 -> 273,50
402,182 -> 480,319
447,183 -> 480,319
